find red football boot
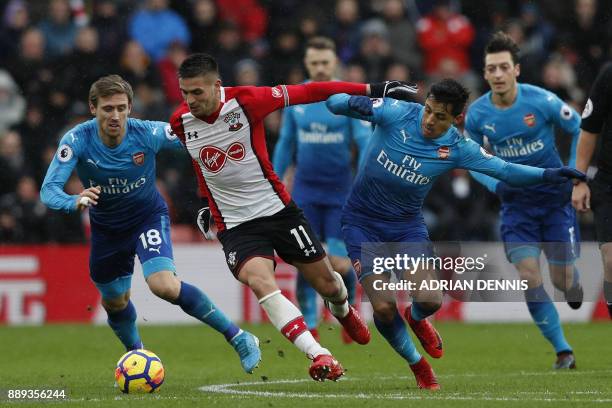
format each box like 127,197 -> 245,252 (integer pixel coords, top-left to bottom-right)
409,357 -> 440,390
309,354 -> 345,382
340,327 -> 354,344
334,304 -> 371,345
404,305 -> 443,358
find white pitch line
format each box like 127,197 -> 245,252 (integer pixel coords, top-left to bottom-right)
199,370 -> 612,403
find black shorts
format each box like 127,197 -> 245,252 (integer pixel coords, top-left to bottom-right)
217,201 -> 326,276
590,174 -> 612,244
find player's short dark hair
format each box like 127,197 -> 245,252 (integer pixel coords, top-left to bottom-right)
427,78 -> 470,116
485,31 -> 520,64
178,53 -> 219,79
89,74 -> 133,107
305,36 -> 336,53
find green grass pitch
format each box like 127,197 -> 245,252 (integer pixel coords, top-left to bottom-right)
1,322 -> 611,407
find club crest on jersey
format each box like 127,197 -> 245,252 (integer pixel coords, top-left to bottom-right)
227,251 -> 237,267
271,87 -> 283,98
200,142 -> 246,173
437,146 -> 450,159
224,112 -> 243,131
132,151 -> 145,166
523,113 -> 536,127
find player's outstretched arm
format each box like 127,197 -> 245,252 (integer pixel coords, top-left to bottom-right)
468,170 -> 525,201
326,94 -> 376,121
459,139 -> 585,187
468,171 -> 498,193
284,80 -> 417,107
483,161 -> 584,187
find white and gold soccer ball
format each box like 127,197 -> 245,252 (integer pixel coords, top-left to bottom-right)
114,349 -> 165,393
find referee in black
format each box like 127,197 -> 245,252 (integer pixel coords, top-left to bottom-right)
572,62 -> 612,318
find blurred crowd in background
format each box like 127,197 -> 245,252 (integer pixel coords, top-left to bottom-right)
0,0 -> 610,243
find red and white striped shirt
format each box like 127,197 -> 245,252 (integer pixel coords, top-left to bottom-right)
170,82 -> 367,231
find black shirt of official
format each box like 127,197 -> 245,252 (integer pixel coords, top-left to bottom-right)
581,62 -> 612,176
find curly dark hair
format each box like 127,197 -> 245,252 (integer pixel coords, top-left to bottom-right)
427,78 -> 470,116
485,31 -> 521,64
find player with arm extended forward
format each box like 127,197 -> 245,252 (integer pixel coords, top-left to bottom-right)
41,75 -> 261,374
572,62 -> 612,319
272,37 -> 373,343
326,78 -> 585,389
465,32 -> 583,370
170,53 -> 417,381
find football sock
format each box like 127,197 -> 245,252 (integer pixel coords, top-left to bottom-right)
322,271 -> 350,318
525,284 -> 572,353
410,302 -> 434,321
296,272 -> 319,329
374,311 -> 421,364
174,281 -> 239,341
343,267 -> 357,305
107,300 -> 142,351
604,281 -> 612,319
259,290 -> 328,359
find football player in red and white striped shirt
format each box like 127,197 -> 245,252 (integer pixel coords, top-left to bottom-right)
170,53 -> 416,381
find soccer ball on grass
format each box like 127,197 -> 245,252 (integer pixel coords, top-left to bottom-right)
114,349 -> 165,393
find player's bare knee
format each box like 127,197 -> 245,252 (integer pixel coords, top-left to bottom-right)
147,271 -> 181,302
372,301 -> 397,323
150,283 -> 180,302
516,264 -> 541,287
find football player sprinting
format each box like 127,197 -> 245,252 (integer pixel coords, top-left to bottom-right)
170,53 -> 417,381
272,37 -> 370,343
465,32 -> 583,369
326,78 -> 585,389
41,75 -> 261,374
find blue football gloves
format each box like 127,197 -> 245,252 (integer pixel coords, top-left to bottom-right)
543,167 -> 586,184
348,96 -> 374,116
